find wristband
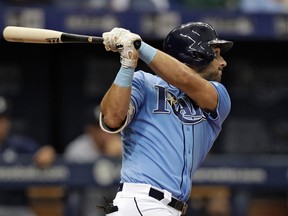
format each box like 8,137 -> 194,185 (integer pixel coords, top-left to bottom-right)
139,41 -> 157,64
114,66 -> 134,87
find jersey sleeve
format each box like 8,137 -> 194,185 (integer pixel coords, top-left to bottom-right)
208,81 -> 231,124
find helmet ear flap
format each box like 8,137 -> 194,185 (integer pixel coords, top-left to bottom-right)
186,43 -> 215,67
190,51 -> 213,67
178,50 -> 214,68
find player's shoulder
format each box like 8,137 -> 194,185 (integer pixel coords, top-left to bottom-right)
210,81 -> 225,88
210,81 -> 229,93
210,81 -> 231,107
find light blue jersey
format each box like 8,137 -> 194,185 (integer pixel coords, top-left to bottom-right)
118,71 -> 230,202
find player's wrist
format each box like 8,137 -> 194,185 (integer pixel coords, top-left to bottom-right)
139,41 -> 157,64
120,56 -> 138,69
113,66 -> 134,87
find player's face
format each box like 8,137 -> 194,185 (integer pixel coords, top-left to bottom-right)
197,47 -> 227,82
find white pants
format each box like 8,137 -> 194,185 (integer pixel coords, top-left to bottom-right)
106,183 -> 182,216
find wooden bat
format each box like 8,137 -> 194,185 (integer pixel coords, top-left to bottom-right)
3,26 -> 104,44
2,26 -> 141,49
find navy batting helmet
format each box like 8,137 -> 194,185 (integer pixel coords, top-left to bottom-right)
163,22 -> 233,67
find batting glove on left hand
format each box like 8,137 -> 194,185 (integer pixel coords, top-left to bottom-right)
102,27 -> 131,52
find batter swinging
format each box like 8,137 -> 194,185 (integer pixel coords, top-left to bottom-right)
99,22 -> 233,216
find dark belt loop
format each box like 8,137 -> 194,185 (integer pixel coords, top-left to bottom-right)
118,183 -> 123,191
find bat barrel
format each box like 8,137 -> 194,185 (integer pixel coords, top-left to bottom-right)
3,26 -> 104,44
3,26 -> 62,43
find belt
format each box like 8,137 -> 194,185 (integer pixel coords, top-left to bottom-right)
118,183 -> 188,215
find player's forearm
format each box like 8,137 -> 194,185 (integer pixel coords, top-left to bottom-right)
148,50 -> 218,111
149,50 -> 195,86
100,84 -> 131,129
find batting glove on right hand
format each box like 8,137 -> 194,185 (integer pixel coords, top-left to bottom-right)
103,28 -> 141,68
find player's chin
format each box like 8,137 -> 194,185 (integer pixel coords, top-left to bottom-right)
210,72 -> 222,82
216,70 -> 223,81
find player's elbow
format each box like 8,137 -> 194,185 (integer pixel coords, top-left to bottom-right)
102,111 -> 126,130
100,102 -> 127,130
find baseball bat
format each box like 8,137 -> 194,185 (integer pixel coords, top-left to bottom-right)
2,26 -> 141,48
3,26 -> 104,44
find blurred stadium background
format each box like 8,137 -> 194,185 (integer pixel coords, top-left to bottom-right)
0,0 -> 288,216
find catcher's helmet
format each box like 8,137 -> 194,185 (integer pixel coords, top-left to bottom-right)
163,22 -> 233,67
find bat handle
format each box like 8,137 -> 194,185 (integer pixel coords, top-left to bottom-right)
116,39 -> 142,50
133,40 -> 141,49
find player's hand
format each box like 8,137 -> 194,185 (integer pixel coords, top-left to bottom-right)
102,27 -> 131,52
117,35 -> 140,68
103,28 -> 141,68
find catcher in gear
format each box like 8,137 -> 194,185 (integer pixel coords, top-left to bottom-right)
99,22 -> 233,216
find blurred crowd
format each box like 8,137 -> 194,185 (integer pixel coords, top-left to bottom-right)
2,0 -> 288,13
0,96 -> 56,216
0,95 -> 122,216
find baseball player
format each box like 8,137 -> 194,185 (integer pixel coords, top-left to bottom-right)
99,22 -> 233,216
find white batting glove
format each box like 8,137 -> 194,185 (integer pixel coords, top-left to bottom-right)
117,35 -> 141,68
102,28 -> 141,68
102,27 -> 131,52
